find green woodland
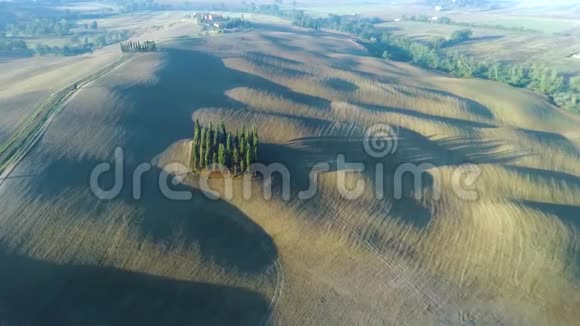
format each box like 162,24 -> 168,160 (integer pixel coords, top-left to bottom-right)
289,12 -> 580,112
191,121 -> 259,175
231,3 -> 579,112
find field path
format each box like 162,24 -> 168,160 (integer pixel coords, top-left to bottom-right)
0,55 -> 133,189
260,259 -> 285,326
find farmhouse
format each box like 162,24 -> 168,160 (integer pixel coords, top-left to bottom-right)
194,12 -> 224,24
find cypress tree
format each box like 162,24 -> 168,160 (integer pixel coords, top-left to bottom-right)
205,147 -> 211,167
226,133 -> 232,154
212,152 -> 218,166
199,127 -> 206,168
220,122 -> 226,142
213,126 -> 219,146
233,147 -> 240,175
252,127 -> 258,162
253,131 -> 258,161
193,120 -> 200,142
191,138 -> 199,170
218,144 -> 226,167
240,157 -> 245,173
245,145 -> 252,171
240,134 -> 245,154
199,145 -> 204,169
205,132 -> 211,167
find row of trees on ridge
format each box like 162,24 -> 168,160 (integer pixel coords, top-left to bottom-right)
120,40 -> 156,52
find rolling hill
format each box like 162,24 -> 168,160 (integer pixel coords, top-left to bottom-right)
0,22 -> 578,325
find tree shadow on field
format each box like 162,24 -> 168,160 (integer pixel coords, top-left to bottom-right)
259,132 -> 434,229
258,127 -> 525,228
111,41 -> 331,163
260,34 -> 304,52
23,39 -> 376,275
246,51 -> 303,65
323,77 -> 359,92
463,35 -> 505,44
503,165 -> 580,187
413,87 -> 495,120
0,249 -> 270,326
516,200 -> 580,279
28,156 -> 278,276
357,102 -> 496,129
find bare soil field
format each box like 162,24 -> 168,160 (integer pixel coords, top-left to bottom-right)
0,21 -> 579,325
0,11 -> 201,146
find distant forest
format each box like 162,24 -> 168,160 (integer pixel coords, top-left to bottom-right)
194,3 -> 579,112
226,2 -> 579,112
286,11 -> 579,112
0,13 -> 130,56
0,0 -> 150,56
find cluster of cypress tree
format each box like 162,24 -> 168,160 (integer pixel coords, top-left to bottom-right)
191,121 -> 259,175
120,40 -> 156,53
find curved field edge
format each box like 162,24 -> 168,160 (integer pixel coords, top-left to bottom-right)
0,55 -> 133,186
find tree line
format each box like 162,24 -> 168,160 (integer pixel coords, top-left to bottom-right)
191,121 -> 259,175
0,39 -> 29,53
0,30 -> 130,56
4,17 -> 75,37
1,14 -> 129,57
120,40 -> 157,53
222,17 -> 252,30
402,14 -> 541,33
290,13 -> 580,112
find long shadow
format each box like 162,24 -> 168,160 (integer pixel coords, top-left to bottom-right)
260,127 -> 527,228
330,56 -> 361,70
246,51 -> 304,65
515,128 -> 580,154
245,55 -> 313,78
15,40 -> 370,275
516,200 -> 580,279
463,35 -> 505,44
324,77 -> 359,92
109,43 -> 331,163
259,132 -> 435,228
520,201 -> 580,230
0,250 -> 270,326
414,87 -> 495,120
28,156 -> 278,275
503,165 -> 580,187
354,102 -> 497,129
433,136 -> 529,165
260,34 -> 304,52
